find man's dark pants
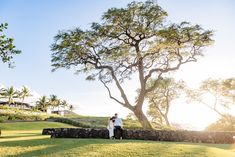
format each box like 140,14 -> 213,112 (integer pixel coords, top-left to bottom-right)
114,126 -> 123,139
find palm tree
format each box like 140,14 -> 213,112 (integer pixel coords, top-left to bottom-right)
49,95 -> 60,112
59,100 -> 68,116
1,86 -> 19,106
69,104 -> 74,112
36,96 -> 48,112
60,100 -> 68,111
19,86 -> 31,109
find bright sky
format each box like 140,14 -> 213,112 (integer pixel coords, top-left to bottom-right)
0,0 -> 235,130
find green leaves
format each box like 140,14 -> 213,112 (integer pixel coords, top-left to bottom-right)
0,22 -> 21,67
158,22 -> 213,50
0,86 -> 20,104
52,1 -> 214,79
85,75 -> 96,81
0,23 -> 8,31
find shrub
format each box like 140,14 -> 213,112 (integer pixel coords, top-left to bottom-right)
0,116 -> 9,122
0,108 -> 61,121
0,105 -> 9,110
48,117 -> 90,128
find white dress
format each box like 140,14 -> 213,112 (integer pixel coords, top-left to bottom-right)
107,120 -> 114,138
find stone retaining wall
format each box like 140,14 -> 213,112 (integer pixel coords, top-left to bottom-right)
42,128 -> 235,144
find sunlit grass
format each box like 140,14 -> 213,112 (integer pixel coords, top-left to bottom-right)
1,133 -> 235,157
0,122 -> 235,156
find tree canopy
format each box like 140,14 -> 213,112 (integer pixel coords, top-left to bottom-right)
0,22 -> 21,67
187,78 -> 234,117
206,114 -> 235,131
51,0 -> 213,129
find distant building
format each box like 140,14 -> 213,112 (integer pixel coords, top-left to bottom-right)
46,106 -> 73,116
47,107 -> 76,116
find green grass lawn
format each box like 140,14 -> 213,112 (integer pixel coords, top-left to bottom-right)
0,122 -> 235,157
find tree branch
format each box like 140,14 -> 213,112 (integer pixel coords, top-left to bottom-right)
94,64 -> 134,110
100,78 -> 126,106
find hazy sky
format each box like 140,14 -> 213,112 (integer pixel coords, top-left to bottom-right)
1,0 -> 235,130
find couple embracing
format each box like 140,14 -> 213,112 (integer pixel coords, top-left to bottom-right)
107,113 -> 123,140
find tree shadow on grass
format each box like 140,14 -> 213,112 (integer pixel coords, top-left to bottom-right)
0,137 -> 222,157
0,137 -> 136,157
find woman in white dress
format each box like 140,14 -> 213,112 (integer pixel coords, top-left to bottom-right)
107,117 -> 115,139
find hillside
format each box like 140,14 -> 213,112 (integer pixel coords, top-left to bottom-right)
60,114 -> 142,129
0,108 -> 142,129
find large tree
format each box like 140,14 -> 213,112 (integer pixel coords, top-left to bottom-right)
0,22 -> 21,67
51,0 -> 213,129
147,78 -> 185,127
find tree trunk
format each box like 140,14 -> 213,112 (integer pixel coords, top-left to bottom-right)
163,115 -> 170,127
133,107 -> 152,129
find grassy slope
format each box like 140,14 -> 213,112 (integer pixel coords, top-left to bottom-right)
0,107 -> 142,129
0,122 -> 235,157
64,114 -> 142,129
0,121 -> 77,130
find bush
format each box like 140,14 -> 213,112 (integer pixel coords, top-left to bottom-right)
0,108 -> 60,122
48,117 -> 91,128
0,116 -> 9,122
0,105 -> 9,110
